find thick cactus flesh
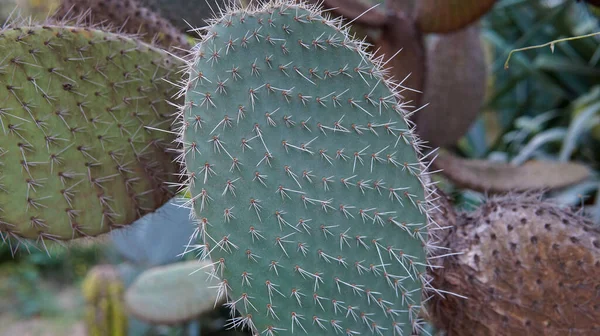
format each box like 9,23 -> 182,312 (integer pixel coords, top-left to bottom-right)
180,1 -> 436,335
0,24 -> 180,246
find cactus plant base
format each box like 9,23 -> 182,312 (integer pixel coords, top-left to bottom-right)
429,193 -> 600,336
180,1 -> 436,335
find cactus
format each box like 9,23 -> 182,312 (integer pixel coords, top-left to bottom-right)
179,1 -> 437,335
54,0 -> 190,51
416,24 -> 487,147
0,22 -> 181,247
125,260 -> 225,325
415,0 -> 496,34
82,264 -> 128,336
433,151 -> 591,193
428,193 -> 600,336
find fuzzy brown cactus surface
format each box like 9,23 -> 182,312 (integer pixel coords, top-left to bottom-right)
429,194 -> 600,336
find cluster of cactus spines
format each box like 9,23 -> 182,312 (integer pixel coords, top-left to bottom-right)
415,0 -> 497,34
82,264 -> 128,336
428,193 -> 600,336
417,24 -> 487,148
0,21 -> 181,252
54,0 -> 191,52
176,1 -> 442,335
125,260 -> 225,325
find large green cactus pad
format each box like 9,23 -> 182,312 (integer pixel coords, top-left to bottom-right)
182,1 -> 433,335
0,24 -> 180,245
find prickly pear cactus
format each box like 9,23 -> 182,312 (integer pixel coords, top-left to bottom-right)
429,193 -> 600,336
125,260 -> 224,324
82,264 -> 128,336
415,0 -> 496,33
180,1 -> 436,335
0,23 -> 180,246
417,24 -> 487,147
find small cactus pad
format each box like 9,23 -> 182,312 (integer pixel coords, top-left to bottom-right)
0,24 -> 181,245
433,151 -> 591,193
181,1 -> 435,335
124,260 -> 224,324
429,194 -> 600,336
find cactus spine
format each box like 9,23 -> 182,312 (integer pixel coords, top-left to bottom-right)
179,1 -> 438,335
0,22 -> 181,248
82,265 -> 128,336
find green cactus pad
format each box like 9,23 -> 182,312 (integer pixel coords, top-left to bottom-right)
181,1 -> 435,335
124,260 -> 224,324
0,24 -> 181,246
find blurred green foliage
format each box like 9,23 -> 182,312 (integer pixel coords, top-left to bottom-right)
0,242 -> 106,320
450,0 -> 600,213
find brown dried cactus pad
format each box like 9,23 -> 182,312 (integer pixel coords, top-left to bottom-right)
415,0 -> 497,34
433,151 -> 591,193
429,194 -> 600,336
416,24 -> 486,147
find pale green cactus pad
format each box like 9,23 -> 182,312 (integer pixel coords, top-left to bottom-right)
124,260 -> 224,324
181,1 -> 435,335
0,24 -> 181,248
